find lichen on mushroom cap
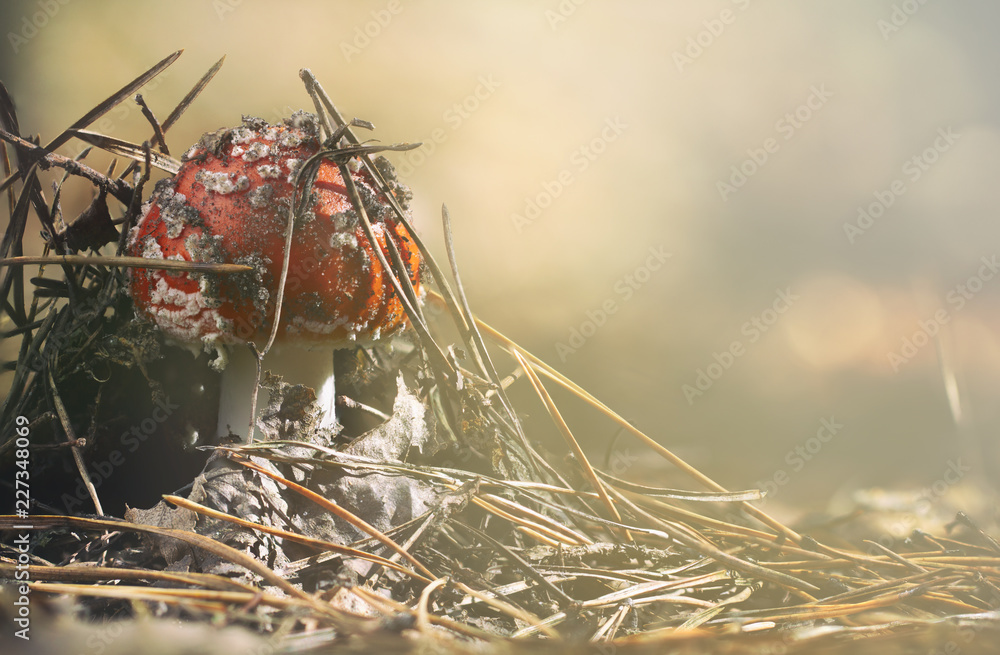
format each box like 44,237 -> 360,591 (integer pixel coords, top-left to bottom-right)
126,112 -> 421,437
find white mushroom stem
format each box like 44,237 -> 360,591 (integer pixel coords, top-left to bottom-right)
216,343 -> 337,441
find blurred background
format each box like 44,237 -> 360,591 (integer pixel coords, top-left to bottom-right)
2,0 -> 998,521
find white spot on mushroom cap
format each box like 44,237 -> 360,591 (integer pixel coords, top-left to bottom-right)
127,202 -> 155,253
147,274 -> 223,337
278,131 -> 303,149
329,232 -> 358,250
140,272 -> 237,371
139,234 -> 164,261
195,169 -> 250,195
151,187 -> 194,239
257,164 -> 281,179
199,275 -> 222,308
231,145 -> 245,158
230,126 -> 256,145
242,141 -> 269,162
184,231 -> 223,263
284,158 -> 303,184
247,184 -> 273,209
332,212 -> 359,232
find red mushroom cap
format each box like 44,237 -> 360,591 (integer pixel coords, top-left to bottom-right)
126,114 -> 421,364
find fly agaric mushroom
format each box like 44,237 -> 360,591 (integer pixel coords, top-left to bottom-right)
126,113 -> 421,439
